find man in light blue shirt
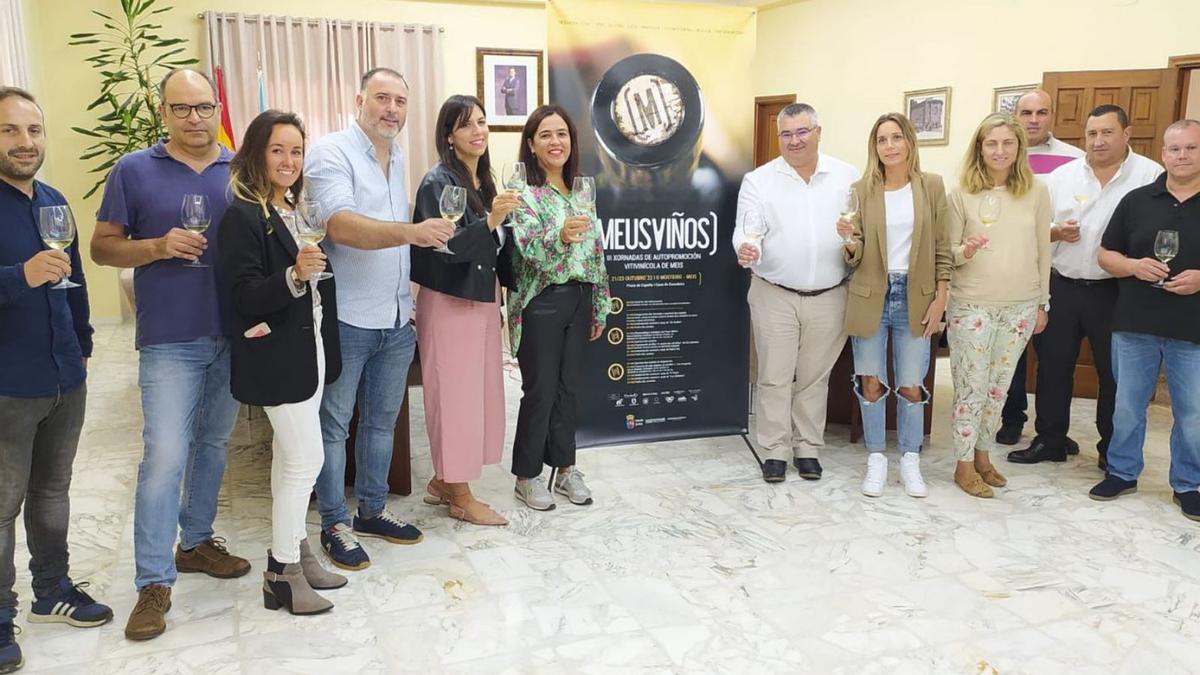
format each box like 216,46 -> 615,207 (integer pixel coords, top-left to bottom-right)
305,67 -> 453,570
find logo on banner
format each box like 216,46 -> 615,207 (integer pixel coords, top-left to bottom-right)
613,74 -> 684,147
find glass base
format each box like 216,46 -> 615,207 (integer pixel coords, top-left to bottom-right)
49,279 -> 81,290
433,245 -> 453,254
312,271 -> 333,281
183,261 -> 210,268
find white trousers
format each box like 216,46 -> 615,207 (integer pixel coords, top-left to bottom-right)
263,310 -> 326,563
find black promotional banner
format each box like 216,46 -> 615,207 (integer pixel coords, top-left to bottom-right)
547,0 -> 755,447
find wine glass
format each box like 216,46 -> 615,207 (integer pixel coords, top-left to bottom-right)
739,209 -> 769,264
180,193 -> 210,268
503,162 -> 527,225
570,176 -> 596,242
1153,229 -> 1179,288
839,189 -> 859,245
37,205 -> 81,289
296,199 -> 332,281
436,185 -> 466,254
978,192 -> 1001,251
1072,193 -> 1088,224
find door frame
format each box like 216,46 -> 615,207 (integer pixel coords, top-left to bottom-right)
753,94 -> 796,167
1169,53 -> 1200,119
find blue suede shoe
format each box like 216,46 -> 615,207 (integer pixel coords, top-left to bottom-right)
29,579 -> 112,628
353,507 -> 423,545
0,609 -> 21,674
320,522 -> 371,571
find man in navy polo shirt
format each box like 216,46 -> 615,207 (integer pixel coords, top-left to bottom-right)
0,86 -> 112,674
1091,119 -> 1200,523
90,69 -> 250,641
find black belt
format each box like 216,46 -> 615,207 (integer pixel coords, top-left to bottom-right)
548,281 -> 593,291
758,276 -> 846,297
1052,270 -> 1114,287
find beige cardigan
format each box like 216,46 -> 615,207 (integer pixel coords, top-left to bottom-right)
843,172 -> 952,337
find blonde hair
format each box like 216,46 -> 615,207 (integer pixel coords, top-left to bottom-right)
862,112 -> 921,192
959,113 -> 1035,197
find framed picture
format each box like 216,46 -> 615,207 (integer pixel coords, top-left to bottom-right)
994,84 -> 1037,114
476,48 -> 544,132
903,87 -> 951,145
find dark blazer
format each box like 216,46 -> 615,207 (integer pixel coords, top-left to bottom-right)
410,162 -> 514,302
217,197 -> 341,406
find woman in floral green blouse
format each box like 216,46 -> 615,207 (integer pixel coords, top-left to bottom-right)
507,104 -> 610,511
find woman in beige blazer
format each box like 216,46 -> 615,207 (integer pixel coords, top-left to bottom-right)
837,112 -> 951,498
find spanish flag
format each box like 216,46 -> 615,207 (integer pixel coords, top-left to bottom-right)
213,66 -> 236,151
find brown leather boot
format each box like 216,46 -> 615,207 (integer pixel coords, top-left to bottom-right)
175,537 -> 251,579
446,483 -> 507,526
955,463 -> 994,499
124,584 -> 171,641
977,466 -> 1008,488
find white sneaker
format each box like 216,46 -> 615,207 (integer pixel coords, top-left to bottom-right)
900,452 -> 927,498
861,453 -> 887,497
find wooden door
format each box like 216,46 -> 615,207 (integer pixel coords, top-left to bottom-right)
1042,68 -> 1176,160
753,94 -> 795,167
1028,68 -> 1177,399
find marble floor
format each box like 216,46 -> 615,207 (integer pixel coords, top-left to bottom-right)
9,322 -> 1200,674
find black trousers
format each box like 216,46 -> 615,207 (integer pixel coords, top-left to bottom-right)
1002,351 -> 1029,424
512,283 -> 593,478
1032,273 -> 1117,453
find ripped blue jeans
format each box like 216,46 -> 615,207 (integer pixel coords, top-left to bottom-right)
851,273 -> 931,454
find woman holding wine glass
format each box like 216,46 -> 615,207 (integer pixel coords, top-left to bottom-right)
410,95 -> 519,526
837,112 -> 950,498
945,113 -> 1051,498
508,104 -> 610,511
217,110 -> 347,614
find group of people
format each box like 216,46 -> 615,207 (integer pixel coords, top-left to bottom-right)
0,65 -> 608,672
1,62 -> 1198,672
734,95 -> 1200,517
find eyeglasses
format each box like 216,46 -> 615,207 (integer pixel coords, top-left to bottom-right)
778,127 -> 817,142
166,103 -> 218,120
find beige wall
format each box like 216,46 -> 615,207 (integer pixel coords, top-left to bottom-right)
755,0 -> 1200,179
26,0 -> 546,320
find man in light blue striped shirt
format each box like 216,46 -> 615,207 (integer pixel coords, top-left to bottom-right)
305,67 -> 454,571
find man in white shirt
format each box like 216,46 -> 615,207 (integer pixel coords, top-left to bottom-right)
733,102 -> 857,483
1008,104 -> 1163,469
998,89 -> 1088,447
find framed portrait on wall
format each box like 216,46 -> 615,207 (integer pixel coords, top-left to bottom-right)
994,84 -> 1037,114
476,48 -> 544,131
904,87 -> 951,145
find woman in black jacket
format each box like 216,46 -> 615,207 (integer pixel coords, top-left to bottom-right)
218,110 -> 346,615
411,95 -> 519,526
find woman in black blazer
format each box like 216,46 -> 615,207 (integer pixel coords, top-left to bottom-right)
217,110 -> 345,616
410,95 -> 519,526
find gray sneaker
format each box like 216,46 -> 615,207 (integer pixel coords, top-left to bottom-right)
515,477 -> 556,511
553,468 -> 594,506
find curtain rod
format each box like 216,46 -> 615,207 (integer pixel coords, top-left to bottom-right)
199,12 -> 444,33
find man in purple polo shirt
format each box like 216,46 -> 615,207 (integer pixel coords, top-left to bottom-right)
90,68 -> 250,642
995,89 -> 1086,447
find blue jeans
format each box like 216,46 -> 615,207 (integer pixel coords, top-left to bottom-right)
851,273 -> 931,454
316,321 -> 416,529
134,337 -> 240,589
1108,332 -> 1200,493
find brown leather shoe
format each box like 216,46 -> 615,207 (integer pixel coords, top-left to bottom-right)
978,466 -> 1007,488
175,537 -> 251,579
124,584 -> 171,641
425,477 -> 491,508
955,473 -> 994,499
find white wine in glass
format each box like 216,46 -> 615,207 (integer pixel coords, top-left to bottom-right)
570,176 -> 596,242
436,185 -> 466,254
180,193 -> 210,268
1152,229 -> 1179,288
1072,193 -> 1088,225
978,192 -> 1001,251
295,199 -> 332,281
502,162 -> 527,226
739,210 -> 769,264
839,189 -> 859,244
37,205 -> 81,289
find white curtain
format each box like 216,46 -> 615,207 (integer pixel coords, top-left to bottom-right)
0,0 -> 30,88
203,12 -> 444,194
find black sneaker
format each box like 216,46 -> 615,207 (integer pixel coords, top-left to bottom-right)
1089,475 -> 1138,501
761,459 -> 786,483
995,422 -> 1023,446
1173,491 -> 1200,522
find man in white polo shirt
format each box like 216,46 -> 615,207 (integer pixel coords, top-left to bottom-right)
1008,104 -> 1162,470
733,102 -> 857,483
997,89 -> 1087,447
